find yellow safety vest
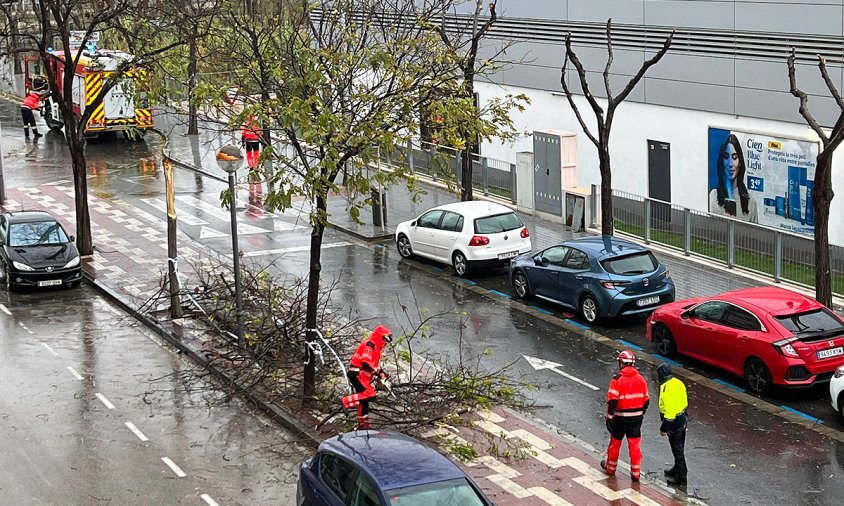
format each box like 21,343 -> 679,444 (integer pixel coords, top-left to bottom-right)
659,377 -> 688,420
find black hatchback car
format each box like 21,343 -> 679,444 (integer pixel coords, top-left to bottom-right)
0,211 -> 82,290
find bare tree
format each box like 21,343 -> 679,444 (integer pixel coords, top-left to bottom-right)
560,19 -> 673,235
787,49 -> 844,307
431,0 -> 527,202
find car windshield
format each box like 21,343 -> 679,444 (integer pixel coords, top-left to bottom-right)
775,309 -> 844,335
601,252 -> 658,275
474,212 -> 523,234
9,221 -> 69,247
386,478 -> 487,506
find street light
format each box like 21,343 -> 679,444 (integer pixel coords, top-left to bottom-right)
216,144 -> 245,341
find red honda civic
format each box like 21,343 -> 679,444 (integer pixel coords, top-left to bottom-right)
645,287 -> 844,394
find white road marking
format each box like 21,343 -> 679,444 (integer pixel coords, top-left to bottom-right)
200,494 -> 220,506
199,226 -> 228,239
124,422 -> 149,442
140,198 -> 209,226
0,304 -> 11,316
176,195 -> 272,234
523,355 -> 599,390
41,342 -> 58,356
20,322 -> 33,335
242,241 -> 353,258
161,456 -> 187,477
95,393 -> 115,410
66,366 -> 84,380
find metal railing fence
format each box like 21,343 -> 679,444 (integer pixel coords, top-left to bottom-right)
380,140 -> 516,203
612,190 -> 844,297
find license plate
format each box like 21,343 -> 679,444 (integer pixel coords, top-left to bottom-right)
817,347 -> 844,360
636,296 -> 660,307
38,279 -> 63,287
498,251 -> 518,260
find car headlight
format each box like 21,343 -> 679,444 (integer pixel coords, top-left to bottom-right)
835,366 -> 844,379
63,256 -> 80,268
12,261 -> 34,271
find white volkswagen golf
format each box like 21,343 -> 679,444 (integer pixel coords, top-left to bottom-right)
395,201 -> 531,277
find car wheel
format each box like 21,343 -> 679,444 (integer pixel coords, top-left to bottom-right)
452,251 -> 470,277
396,234 -> 413,259
580,294 -> 599,324
744,357 -> 772,394
512,271 -> 531,299
653,324 -> 678,358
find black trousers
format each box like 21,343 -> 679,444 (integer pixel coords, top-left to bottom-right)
347,370 -> 370,415
21,107 -> 37,130
667,424 -> 687,478
244,140 -> 260,153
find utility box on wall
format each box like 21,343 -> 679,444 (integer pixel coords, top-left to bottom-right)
516,151 -> 534,213
533,129 -> 578,217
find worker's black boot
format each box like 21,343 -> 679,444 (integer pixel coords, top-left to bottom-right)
33,129 -> 43,138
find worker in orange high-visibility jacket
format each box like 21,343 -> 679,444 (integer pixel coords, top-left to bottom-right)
241,116 -> 262,169
21,92 -> 44,140
341,325 -> 393,429
600,350 -> 650,481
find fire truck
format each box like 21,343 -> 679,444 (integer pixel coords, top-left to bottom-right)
24,45 -> 153,137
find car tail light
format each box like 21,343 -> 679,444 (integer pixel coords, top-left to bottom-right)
600,280 -> 630,289
468,235 -> 489,247
520,227 -> 530,238
662,269 -> 670,279
835,366 -> 844,379
773,338 -> 799,357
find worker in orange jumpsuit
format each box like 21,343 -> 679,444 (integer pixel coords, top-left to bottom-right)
341,325 -> 393,430
241,116 -> 262,169
21,92 -> 44,139
601,350 -> 650,481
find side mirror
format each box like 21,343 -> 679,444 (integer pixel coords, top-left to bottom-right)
411,221 -> 417,227
533,256 -> 542,266
69,235 -> 75,242
681,310 -> 692,320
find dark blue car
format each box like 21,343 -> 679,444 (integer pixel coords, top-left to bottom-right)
297,430 -> 492,505
508,236 -> 675,323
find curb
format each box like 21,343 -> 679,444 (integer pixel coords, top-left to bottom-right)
80,270 -> 323,449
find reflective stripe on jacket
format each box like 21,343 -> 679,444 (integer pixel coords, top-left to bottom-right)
607,366 -> 650,418
659,376 -> 688,420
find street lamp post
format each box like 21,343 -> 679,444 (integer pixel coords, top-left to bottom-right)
216,144 -> 245,341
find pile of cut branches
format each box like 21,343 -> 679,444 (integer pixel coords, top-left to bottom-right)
153,257 -> 539,435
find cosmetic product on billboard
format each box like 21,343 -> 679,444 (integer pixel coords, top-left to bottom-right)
805,179 -> 814,226
799,184 -> 808,225
788,166 -> 805,223
763,198 -> 776,215
776,195 -> 786,217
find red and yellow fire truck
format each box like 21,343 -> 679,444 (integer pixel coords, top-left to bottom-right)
24,46 -> 153,136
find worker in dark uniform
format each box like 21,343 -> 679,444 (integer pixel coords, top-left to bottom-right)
21,91 -> 44,139
341,325 -> 392,429
601,350 -> 649,482
657,363 -> 688,486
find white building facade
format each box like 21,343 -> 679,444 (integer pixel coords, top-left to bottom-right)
458,0 -> 844,245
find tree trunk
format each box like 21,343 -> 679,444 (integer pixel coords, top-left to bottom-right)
303,194 -> 326,399
813,151 -> 834,306
67,130 -> 93,256
187,33 -> 199,135
599,142 -> 613,236
10,17 -> 21,75
460,147 -> 473,201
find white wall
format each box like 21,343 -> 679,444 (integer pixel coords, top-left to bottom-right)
475,81 -> 844,246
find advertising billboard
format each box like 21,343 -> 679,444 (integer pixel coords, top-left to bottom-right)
708,127 -> 819,236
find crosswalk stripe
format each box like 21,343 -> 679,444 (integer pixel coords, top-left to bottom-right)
175,195 -> 273,235
242,242 -> 353,257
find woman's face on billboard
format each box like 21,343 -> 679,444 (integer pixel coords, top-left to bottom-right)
723,142 -> 740,182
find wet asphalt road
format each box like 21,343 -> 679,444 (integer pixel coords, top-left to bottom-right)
0,286 -> 311,505
3,100 -> 844,504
